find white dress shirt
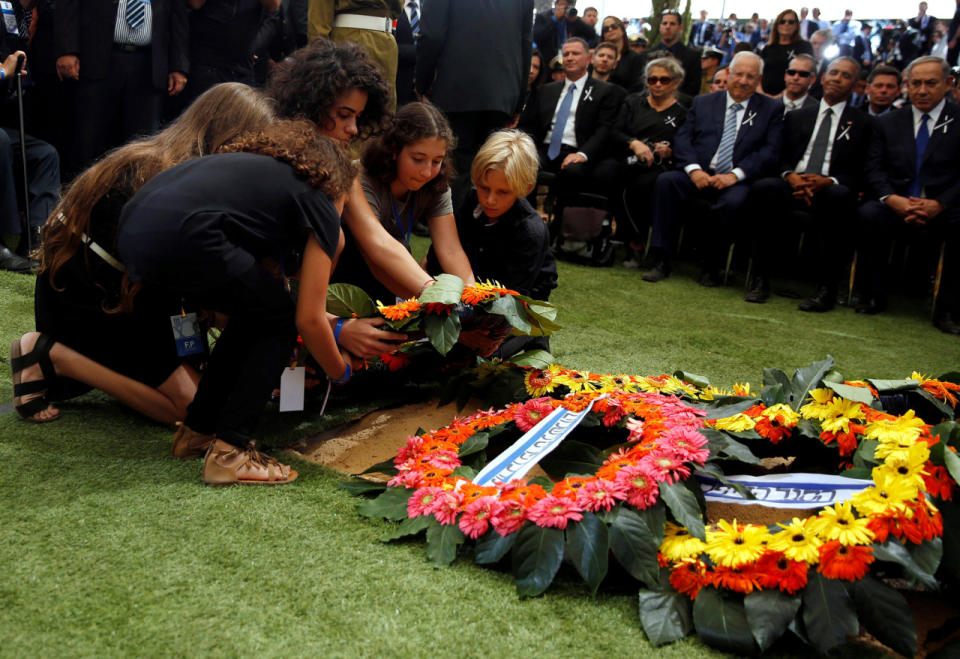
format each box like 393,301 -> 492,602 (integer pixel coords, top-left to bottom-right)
912,98 -> 947,137
685,92 -> 749,181
114,0 -> 153,46
546,72 -> 590,158
794,99 -> 847,179
782,93 -> 810,114
405,0 -> 419,24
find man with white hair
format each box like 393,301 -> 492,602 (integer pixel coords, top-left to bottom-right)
643,51 -> 783,287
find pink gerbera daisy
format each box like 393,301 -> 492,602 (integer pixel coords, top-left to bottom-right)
407,486 -> 444,517
514,398 -> 555,432
394,435 -> 424,464
491,498 -> 527,536
388,469 -> 423,489
527,495 -> 584,529
424,450 -> 461,470
642,449 -> 692,485
458,495 -> 497,539
615,463 -> 661,509
662,427 -> 710,465
430,490 -> 464,525
575,479 -> 628,512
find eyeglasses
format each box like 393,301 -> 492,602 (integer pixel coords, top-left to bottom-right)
785,69 -> 813,77
779,18 -> 797,24
647,76 -> 674,85
602,23 -> 621,32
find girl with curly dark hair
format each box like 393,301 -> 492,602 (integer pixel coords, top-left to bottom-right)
114,120 -> 356,486
333,102 -> 474,303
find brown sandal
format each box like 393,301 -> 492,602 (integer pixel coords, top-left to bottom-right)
202,439 -> 298,486
171,423 -> 216,460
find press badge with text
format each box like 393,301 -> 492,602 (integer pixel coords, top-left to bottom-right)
1,1 -> 19,35
170,312 -> 204,357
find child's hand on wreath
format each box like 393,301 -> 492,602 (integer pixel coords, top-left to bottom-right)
337,317 -> 408,360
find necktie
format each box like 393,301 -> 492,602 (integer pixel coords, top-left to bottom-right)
909,113 -> 931,197
408,2 -> 420,40
548,83 -> 576,160
125,0 -> 146,31
804,107 -> 833,174
714,102 -> 743,174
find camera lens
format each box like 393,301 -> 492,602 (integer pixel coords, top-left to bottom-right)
566,6 -> 577,17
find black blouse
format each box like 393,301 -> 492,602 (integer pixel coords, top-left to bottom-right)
761,41 -> 814,95
611,95 -> 688,158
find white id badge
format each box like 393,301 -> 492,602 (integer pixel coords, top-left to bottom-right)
169,312 -> 204,357
1,2 -> 18,35
279,367 -> 305,412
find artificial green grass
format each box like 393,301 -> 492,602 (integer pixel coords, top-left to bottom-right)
0,251 -> 954,656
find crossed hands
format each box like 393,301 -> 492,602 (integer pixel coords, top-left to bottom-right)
785,173 -> 834,206
885,194 -> 943,225
690,169 -> 738,191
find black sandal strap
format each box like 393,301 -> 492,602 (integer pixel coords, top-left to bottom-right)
16,395 -> 50,419
11,334 -> 57,384
14,380 -> 47,396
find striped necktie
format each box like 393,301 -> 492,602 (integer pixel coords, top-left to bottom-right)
125,0 -> 146,31
714,102 -> 742,174
408,2 -> 420,40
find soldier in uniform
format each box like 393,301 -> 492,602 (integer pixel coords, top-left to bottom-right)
308,0 -> 401,108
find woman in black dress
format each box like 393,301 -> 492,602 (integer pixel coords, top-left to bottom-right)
761,9 -> 814,96
116,121 -> 355,485
11,83 -> 275,425
600,15 -> 644,91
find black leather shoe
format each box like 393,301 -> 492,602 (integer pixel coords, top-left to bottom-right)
642,260 -> 670,283
855,298 -> 887,315
799,287 -> 836,312
0,246 -> 37,273
743,277 -> 770,303
935,314 -> 960,336
698,269 -> 720,288
14,227 -> 41,257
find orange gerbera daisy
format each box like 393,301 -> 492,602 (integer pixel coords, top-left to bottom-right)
379,351 -> 412,371
817,541 -> 875,581
377,298 -> 422,321
754,551 -> 809,594
552,477 -> 591,499
460,285 -> 498,305
670,558 -> 709,600
459,483 -> 500,501
710,564 -> 761,594
911,372 -> 960,406
422,302 -> 453,315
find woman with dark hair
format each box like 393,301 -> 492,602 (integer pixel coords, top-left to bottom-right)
761,9 -> 813,95
115,121 -> 355,485
600,15 -> 644,90
334,102 -> 474,303
11,83 -> 275,425
523,49 -> 548,114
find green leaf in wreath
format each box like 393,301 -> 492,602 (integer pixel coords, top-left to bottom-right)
693,587 -> 756,654
512,524 -> 565,597
523,304 -> 562,337
423,312 -> 461,355
761,383 -> 785,407
475,529 -> 517,564
873,538 -> 939,589
380,514 -> 433,542
326,283 -> 376,318
539,440 -> 604,480
851,439 -> 880,469
852,575 -> 918,658
914,388 -> 956,420
867,378 -> 919,393
801,571 -> 859,654
488,295 -> 532,333
356,487 -> 414,521
943,443 -> 960,485
359,458 -> 399,476
608,505 -> 663,587
910,536 -> 943,579
717,435 -> 762,465
337,479 -> 387,496
659,482 -> 706,541
931,421 -> 960,449
938,499 -> 960,581
450,465 -> 478,479
637,588 -> 694,646
744,589 -> 802,651
698,397 -> 759,420
824,381 -> 876,405
425,518 -> 466,567
794,418 -> 822,440
527,301 -> 558,321
788,356 -> 835,411
457,432 -> 489,458
564,512 -> 609,595
507,349 -> 555,369
674,370 -> 710,389
419,273 -> 465,305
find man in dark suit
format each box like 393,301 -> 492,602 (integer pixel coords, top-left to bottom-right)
532,0 -> 596,70
779,54 -> 820,114
862,65 -> 901,116
909,2 -> 937,55
852,22 -> 874,68
395,0 -> 418,107
519,37 -> 619,221
692,10 -> 715,47
54,0 -> 189,171
858,56 -> 960,334
416,0 -> 533,206
642,51 -> 783,286
641,9 -> 702,99
746,57 -> 873,307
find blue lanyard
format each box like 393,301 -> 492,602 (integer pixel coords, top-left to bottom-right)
392,198 -> 415,248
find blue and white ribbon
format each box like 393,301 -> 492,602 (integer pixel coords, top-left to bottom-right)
698,472 -> 870,509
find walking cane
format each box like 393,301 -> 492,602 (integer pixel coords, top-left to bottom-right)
14,53 -> 31,255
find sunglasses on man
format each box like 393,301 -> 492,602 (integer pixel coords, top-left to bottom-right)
786,69 -> 813,77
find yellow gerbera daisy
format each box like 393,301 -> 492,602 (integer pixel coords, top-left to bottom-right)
808,502 -> 874,545
662,376 -> 699,396
524,368 -> 559,397
732,382 -> 751,396
554,369 -> 593,393
862,409 -> 928,444
799,388 -> 836,420
705,519 -> 769,568
768,517 -> 822,563
713,413 -> 757,432
850,471 -> 916,516
660,522 -> 708,561
873,442 -> 929,491
761,403 -> 800,426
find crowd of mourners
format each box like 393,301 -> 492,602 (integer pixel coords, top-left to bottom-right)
0,0 -> 957,486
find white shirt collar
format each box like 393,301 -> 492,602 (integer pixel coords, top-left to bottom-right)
912,98 -> 946,124
820,98 -> 847,115
784,93 -> 808,108
725,92 -> 749,110
565,71 -> 589,90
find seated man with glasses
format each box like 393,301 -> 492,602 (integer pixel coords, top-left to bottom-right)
779,54 -> 819,114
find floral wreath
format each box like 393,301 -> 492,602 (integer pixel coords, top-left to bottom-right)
350,357 -> 960,656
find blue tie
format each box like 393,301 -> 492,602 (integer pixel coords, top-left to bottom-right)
714,102 -> 743,174
547,83 -> 576,161
909,113 -> 930,197
408,2 -> 420,40
125,0 -> 146,31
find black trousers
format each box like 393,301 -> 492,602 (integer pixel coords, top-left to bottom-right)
445,110 -> 511,210
0,127 -> 60,235
183,263 -> 298,446
74,49 -> 163,172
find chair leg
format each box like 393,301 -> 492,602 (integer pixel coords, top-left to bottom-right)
643,226 -> 653,260
724,242 -> 735,286
932,241 -> 945,320
847,251 -> 858,307
744,257 -> 753,290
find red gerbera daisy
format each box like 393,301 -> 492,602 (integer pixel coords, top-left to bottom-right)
817,541 -> 875,581
754,551 -> 809,594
